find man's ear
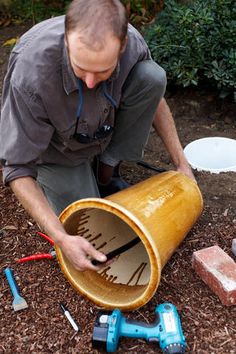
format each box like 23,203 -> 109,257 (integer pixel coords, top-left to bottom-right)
120,35 -> 128,54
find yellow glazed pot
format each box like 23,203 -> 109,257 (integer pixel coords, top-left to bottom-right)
56,171 -> 203,311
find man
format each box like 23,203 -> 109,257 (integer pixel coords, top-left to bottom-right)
0,0 -> 194,271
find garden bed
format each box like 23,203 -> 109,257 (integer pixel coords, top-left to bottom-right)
0,23 -> 236,354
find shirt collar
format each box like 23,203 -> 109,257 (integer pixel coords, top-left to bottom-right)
62,43 -> 78,95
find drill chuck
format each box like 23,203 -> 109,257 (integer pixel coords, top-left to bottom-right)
164,343 -> 186,354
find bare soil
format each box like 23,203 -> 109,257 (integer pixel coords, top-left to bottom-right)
0,24 -> 236,354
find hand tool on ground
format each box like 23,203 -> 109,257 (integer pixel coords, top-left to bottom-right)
92,303 -> 186,353
4,267 -> 29,311
17,231 -> 56,263
60,303 -> 80,332
232,239 -> 236,256
91,236 -> 140,266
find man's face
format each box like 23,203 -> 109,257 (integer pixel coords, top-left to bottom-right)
66,31 -> 123,89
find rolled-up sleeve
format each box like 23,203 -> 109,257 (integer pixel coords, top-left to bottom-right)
0,78 -> 54,185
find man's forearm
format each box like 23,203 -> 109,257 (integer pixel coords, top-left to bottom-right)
152,98 -> 195,180
152,98 -> 186,166
9,176 -> 107,271
10,176 -> 65,245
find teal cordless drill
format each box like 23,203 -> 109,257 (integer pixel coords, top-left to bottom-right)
92,303 -> 186,353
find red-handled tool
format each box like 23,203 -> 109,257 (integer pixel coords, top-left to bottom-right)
37,231 -> 54,245
17,232 -> 56,264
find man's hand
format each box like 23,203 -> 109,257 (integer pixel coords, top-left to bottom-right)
58,234 -> 107,271
177,163 -> 196,182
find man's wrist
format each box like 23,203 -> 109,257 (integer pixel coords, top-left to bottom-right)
45,228 -> 67,246
172,151 -> 190,170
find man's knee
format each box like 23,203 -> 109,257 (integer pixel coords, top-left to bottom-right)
131,60 -> 167,95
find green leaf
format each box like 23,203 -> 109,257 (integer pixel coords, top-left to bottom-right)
3,37 -> 18,46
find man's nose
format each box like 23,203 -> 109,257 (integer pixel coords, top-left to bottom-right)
84,72 -> 96,89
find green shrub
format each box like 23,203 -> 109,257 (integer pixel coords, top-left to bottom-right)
144,0 -> 236,97
4,0 -> 70,23
4,0 -> 161,26
121,0 -> 163,25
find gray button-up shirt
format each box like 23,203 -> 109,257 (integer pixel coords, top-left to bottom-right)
0,16 -> 151,184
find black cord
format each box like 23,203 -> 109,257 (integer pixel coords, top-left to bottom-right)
92,237 -> 140,266
136,160 -> 167,173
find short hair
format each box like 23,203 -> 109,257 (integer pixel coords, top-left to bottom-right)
65,0 -> 128,50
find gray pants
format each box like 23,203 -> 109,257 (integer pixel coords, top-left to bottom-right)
37,60 -> 166,215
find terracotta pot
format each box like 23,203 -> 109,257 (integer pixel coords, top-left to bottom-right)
56,171 -> 203,310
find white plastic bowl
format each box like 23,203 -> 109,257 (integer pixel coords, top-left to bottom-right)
184,137 -> 236,173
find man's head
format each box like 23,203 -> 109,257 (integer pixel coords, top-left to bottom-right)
65,0 -> 128,88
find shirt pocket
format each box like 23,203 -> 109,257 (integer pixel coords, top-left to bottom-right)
55,121 -> 99,152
